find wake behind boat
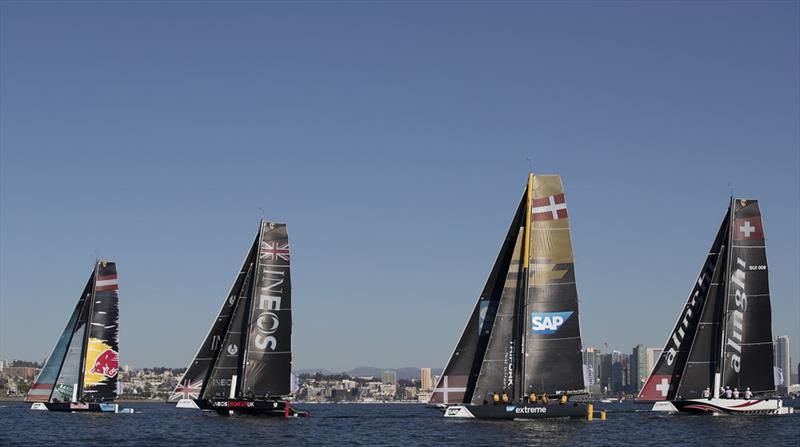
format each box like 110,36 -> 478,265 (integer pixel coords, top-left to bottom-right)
638,198 -> 792,416
25,261 -> 128,413
433,174 -> 596,420
169,221 -> 308,417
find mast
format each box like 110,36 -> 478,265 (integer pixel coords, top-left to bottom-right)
514,172 -> 533,401
714,197 -> 735,397
76,261 -> 99,400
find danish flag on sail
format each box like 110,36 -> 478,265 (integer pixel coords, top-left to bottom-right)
531,194 -> 568,221
430,375 -> 467,404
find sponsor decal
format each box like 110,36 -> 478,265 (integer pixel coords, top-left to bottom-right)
84,338 -> 118,385
227,343 -> 239,355
212,400 -> 255,408
727,257 -> 747,373
530,311 -> 573,334
515,406 -> 547,414
445,406 -> 462,416
505,405 -> 517,412
254,252 -> 288,351
665,259 -> 715,366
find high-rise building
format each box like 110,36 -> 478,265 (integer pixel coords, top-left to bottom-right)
631,344 -> 648,394
582,347 -> 602,394
774,336 -> 791,395
420,368 -> 433,391
382,370 -> 397,385
646,348 -> 662,374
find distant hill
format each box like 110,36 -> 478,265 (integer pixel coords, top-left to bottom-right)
295,366 -> 443,381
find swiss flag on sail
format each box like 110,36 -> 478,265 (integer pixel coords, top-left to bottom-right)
732,216 -> 764,241
637,374 -> 672,401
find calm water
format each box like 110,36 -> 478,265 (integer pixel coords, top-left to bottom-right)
1,401 -> 798,446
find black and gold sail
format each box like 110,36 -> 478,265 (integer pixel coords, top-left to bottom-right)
431,174 -> 585,405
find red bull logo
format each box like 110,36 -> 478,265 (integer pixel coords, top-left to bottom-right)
89,349 -> 119,378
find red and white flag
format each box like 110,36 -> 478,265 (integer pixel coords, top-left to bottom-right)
95,274 -> 118,292
732,216 -> 764,241
531,193 -> 568,221
429,375 -> 467,404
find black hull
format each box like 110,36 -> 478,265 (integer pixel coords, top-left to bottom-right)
445,402 -> 591,420
194,399 -> 309,417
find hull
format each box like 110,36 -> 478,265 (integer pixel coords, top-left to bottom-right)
444,402 -> 591,420
175,398 -> 200,409
194,398 -> 309,417
652,398 -> 793,415
29,402 -> 118,413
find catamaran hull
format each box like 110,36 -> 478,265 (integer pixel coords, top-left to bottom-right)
652,399 -> 794,415
193,399 -> 309,417
29,402 -> 119,413
444,403 -> 590,420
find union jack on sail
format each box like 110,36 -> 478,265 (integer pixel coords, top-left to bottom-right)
260,241 -> 290,261
169,379 -> 203,401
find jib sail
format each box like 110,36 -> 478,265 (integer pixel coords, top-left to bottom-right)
170,235 -> 258,401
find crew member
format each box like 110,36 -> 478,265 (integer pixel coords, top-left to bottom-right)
493,392 -> 500,404
529,392 -> 537,403
744,387 -> 753,399
541,393 -> 549,405
702,388 -> 710,398
501,392 -> 509,403
724,387 -> 732,399
719,386 -> 725,397
733,388 -> 740,399
559,394 -> 568,405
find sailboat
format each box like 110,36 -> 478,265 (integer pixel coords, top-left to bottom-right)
638,198 -> 792,415
435,174 -> 592,420
169,220 -> 308,417
26,261 -> 123,413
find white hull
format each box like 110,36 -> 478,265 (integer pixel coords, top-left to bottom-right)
652,398 -> 793,415
176,398 -> 200,409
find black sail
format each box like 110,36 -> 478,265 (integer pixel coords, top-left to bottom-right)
242,222 -> 292,397
638,215 -> 728,401
720,199 -> 774,394
674,213 -> 730,399
170,235 -> 258,401
523,175 -> 584,394
202,265 -> 254,399
80,261 -> 120,402
431,194 -> 525,405
471,196 -> 526,404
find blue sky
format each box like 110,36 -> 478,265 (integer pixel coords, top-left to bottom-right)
1,1 -> 798,371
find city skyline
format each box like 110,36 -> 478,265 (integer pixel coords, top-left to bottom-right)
1,2 -> 798,370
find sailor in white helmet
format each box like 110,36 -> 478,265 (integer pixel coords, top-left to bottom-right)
733,388 -> 740,399
702,387 -> 711,398
719,386 -> 725,397
744,387 -> 753,399
725,386 -> 732,399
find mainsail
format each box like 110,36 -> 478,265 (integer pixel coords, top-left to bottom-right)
26,261 -> 120,403
432,174 -> 585,405
171,221 -> 293,402
638,198 -> 775,401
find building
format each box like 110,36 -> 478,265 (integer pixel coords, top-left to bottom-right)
420,368 -> 433,391
646,348 -> 662,374
774,335 -> 791,395
582,347 -> 602,394
2,366 -> 39,380
382,370 -> 397,385
631,344 -> 648,394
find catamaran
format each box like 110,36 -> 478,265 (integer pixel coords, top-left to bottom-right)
169,220 -> 308,417
434,174 -> 594,420
638,198 -> 792,415
26,261 -> 124,413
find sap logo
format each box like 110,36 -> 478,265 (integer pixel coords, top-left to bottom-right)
505,405 -> 517,413
531,312 -> 573,334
